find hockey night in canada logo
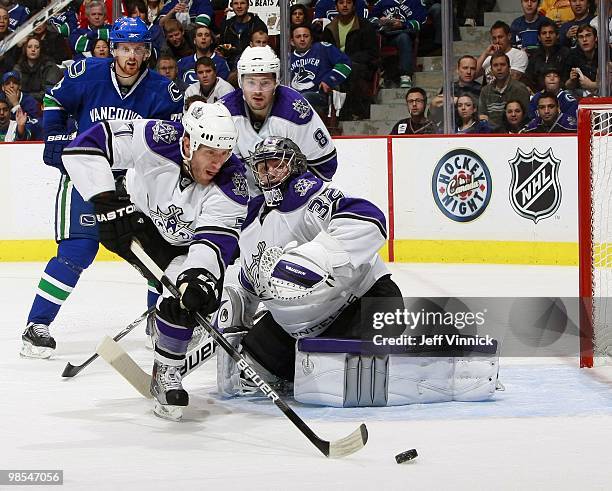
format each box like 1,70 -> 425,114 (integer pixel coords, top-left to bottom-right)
508,147 -> 561,223
432,149 -> 492,222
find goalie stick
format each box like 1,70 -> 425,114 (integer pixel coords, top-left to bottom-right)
0,0 -> 73,57
95,328 -> 216,397
129,240 -> 368,459
61,306 -> 156,378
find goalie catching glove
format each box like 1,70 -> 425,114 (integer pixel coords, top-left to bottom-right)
92,191 -> 148,258
259,233 -> 351,301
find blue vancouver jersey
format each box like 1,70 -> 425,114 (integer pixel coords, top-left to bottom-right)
43,57 -> 184,138
178,52 -> 230,84
370,0 -> 428,31
159,0 -> 214,26
528,90 -> 578,120
290,42 -> 352,92
521,112 -> 577,133
68,23 -> 112,59
510,15 -> 552,52
8,4 -> 30,32
314,0 -> 369,19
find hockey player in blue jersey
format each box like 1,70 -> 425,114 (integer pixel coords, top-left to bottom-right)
63,102 -> 247,420
21,16 -> 184,359
290,25 -> 351,113
220,46 -> 338,194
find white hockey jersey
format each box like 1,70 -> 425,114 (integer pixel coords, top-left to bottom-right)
238,173 -> 389,338
184,78 -> 235,105
220,86 -> 338,194
63,119 -> 249,281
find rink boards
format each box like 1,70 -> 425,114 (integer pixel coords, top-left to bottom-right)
0,134 -> 578,264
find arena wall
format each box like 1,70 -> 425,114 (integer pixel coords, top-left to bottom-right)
0,134 -> 578,264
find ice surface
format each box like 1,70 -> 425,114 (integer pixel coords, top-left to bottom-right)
2,262 -> 611,490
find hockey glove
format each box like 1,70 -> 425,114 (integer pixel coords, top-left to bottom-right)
177,268 -> 222,316
43,133 -> 73,171
92,192 -> 148,258
157,297 -> 197,330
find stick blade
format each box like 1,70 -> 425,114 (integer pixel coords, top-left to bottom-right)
61,363 -> 79,378
326,423 -> 368,459
96,336 -> 153,398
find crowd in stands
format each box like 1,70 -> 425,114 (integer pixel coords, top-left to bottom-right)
0,0 -> 610,141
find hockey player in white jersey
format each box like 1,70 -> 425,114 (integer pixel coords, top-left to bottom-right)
62,102 -> 249,420
220,46 -> 338,195
216,136 -> 404,394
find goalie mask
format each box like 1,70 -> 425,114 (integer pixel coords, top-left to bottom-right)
249,136 -> 308,207
180,102 -> 238,179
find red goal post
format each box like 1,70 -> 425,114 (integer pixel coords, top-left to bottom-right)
578,97 -> 612,367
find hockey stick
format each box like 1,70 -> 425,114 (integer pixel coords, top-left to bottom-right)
129,240 -> 368,458
95,328 -> 216,396
0,0 -> 73,57
61,306 -> 156,378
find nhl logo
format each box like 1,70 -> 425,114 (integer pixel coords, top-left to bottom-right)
301,354 -> 315,375
509,148 -> 561,223
432,149 -> 492,222
192,105 -> 204,119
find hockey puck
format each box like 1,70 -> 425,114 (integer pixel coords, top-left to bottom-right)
395,449 -> 418,464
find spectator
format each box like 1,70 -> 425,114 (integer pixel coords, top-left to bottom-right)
32,21 -> 73,66
0,95 -> 33,141
13,36 -> 63,103
162,18 -> 195,59
477,21 -> 529,83
290,4 -> 310,29
312,0 -> 369,29
184,56 -> 234,103
529,65 -> 577,119
521,91 -> 577,132
560,0 -> 595,47
249,28 -> 268,47
158,0 -> 214,30
156,53 -> 189,91
456,0 -> 496,27
66,0 -> 112,59
369,0 -> 428,89
177,23 -> 230,84
525,19 -> 570,91
455,94 -> 492,134
91,37 -> 110,57
322,0 -> 379,120
564,24 -> 598,96
511,0 -> 553,54
478,52 -> 530,131
430,55 -> 482,124
2,71 -> 42,120
390,87 -> 438,134
290,24 -> 351,115
539,0 -> 574,26
0,0 -> 30,32
502,99 -> 530,133
146,0 -> 164,24
218,0 -> 268,71
0,6 -> 20,75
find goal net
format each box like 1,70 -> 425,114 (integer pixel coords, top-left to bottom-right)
578,98 -> 612,367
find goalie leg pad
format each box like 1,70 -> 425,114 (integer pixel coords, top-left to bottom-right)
293,338 -> 499,407
215,285 -> 254,329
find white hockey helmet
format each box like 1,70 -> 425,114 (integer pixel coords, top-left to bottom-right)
237,46 -> 281,89
181,102 -> 238,160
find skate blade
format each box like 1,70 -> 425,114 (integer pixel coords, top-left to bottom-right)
20,342 -> 54,359
153,401 -> 183,421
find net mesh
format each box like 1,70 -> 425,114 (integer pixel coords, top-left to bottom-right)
589,109 -> 612,362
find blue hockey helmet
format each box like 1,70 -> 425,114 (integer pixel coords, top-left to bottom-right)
109,17 -> 152,45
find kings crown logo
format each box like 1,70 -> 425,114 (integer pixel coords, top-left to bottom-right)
292,99 -> 312,120
152,120 -> 178,145
149,204 -> 194,242
508,148 -> 561,223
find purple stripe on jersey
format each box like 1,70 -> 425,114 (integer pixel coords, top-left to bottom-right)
242,195 -> 265,230
67,121 -> 109,156
308,152 -> 337,181
192,233 -> 239,266
220,90 -> 247,117
239,269 -> 256,294
272,259 -> 323,288
332,198 -> 387,232
298,337 -> 370,354
144,120 -> 183,164
156,315 -> 193,341
271,86 -> 314,125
